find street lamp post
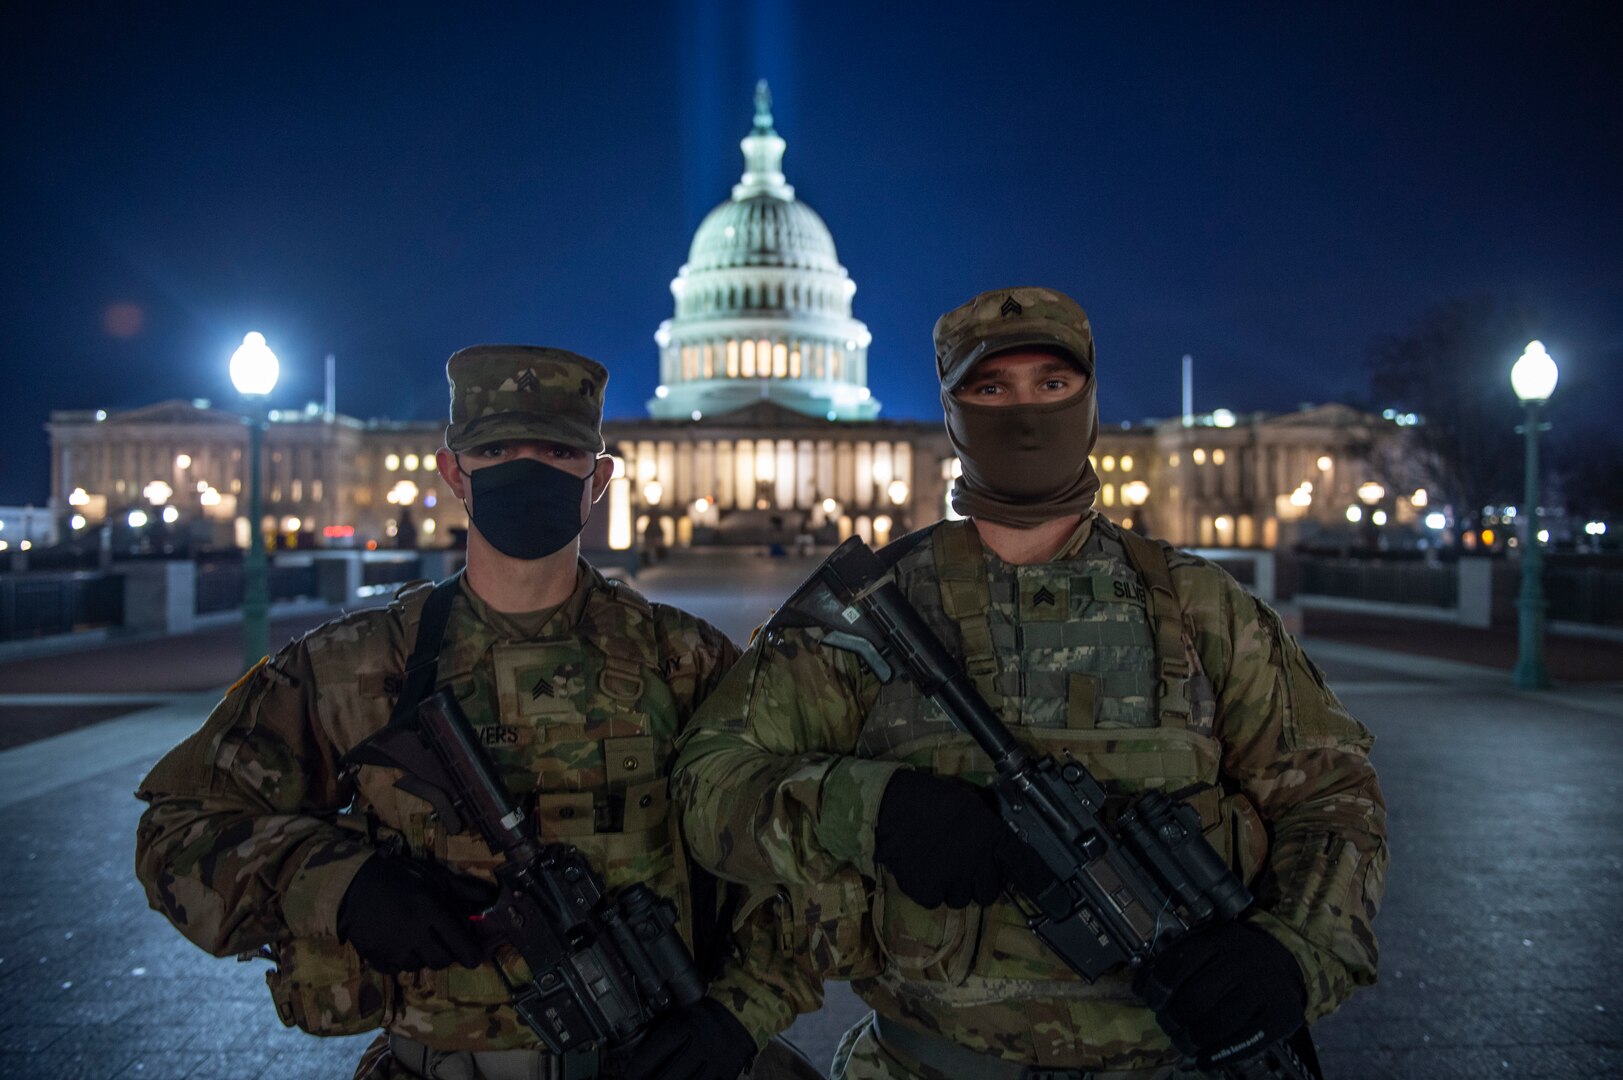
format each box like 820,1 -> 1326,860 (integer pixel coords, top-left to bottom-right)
1510,340 -> 1558,690
229,332 -> 280,673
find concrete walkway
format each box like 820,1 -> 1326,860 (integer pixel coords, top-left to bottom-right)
1,551 -> 1618,1077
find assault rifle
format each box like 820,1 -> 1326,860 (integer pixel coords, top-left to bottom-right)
345,688 -> 705,1058
768,537 -> 1320,1080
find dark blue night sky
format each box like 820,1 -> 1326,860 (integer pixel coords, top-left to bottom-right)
3,2 -> 1619,505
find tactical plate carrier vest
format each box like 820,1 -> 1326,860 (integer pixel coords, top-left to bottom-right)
266,569 -> 696,1051
806,518 -> 1271,1068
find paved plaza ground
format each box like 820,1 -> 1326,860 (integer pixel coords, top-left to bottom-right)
1,550 -> 1619,1078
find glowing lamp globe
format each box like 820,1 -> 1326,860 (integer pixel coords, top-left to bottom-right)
230,332 -> 280,396
1511,341 -> 1558,403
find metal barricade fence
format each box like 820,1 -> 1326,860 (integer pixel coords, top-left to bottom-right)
1297,557 -> 1458,608
195,561 -> 321,614
0,572 -> 124,641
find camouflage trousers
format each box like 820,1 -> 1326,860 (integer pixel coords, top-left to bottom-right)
831,1012 -> 1214,1080
353,1031 -> 825,1080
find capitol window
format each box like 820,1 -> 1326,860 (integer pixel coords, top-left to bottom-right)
773,343 -> 788,378
790,348 -> 802,378
727,340 -> 739,377
758,339 -> 771,377
742,340 -> 756,377
703,344 -> 714,378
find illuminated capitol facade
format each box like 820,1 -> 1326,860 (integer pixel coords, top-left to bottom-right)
45,86 -> 1415,554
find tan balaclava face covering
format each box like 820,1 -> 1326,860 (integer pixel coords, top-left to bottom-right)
933,287 -> 1101,527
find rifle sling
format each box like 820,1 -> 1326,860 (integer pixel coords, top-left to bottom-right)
389,572 -> 463,730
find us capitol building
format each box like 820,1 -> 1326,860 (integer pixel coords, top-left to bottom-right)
46,85 -> 1416,554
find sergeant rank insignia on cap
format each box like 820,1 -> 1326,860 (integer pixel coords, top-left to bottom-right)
507,369 -> 542,394
1000,295 -> 1024,317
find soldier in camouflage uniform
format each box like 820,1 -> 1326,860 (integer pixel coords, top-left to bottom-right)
672,289 -> 1388,1079
136,345 -> 821,1080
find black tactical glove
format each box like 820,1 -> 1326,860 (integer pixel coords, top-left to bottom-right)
874,768 -> 1049,909
1136,921 -> 1307,1068
621,997 -> 757,1080
336,853 -> 495,974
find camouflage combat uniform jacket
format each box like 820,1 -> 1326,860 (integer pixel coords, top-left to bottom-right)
135,562 -> 814,1060
672,516 -> 1388,1075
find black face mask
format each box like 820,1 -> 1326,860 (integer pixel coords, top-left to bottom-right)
461,457 -> 590,560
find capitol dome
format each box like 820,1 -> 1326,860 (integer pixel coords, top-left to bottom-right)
649,82 -> 878,422
686,196 -> 841,274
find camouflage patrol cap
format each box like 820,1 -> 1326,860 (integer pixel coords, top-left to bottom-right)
444,345 -> 608,453
933,286 -> 1096,390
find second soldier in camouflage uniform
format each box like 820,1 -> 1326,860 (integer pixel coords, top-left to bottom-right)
136,346 -> 820,1080
673,289 -> 1388,1079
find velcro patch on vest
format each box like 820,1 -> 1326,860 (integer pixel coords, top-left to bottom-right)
495,642 -> 586,722
1018,574 -> 1070,621
1088,573 -> 1148,606
1067,673 -> 1100,729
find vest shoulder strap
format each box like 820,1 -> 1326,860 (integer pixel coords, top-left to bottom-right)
1116,528 -> 1192,728
878,522 -> 939,570
929,521 -> 1002,708
603,576 -> 658,653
